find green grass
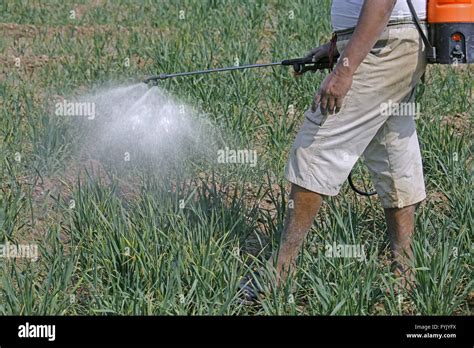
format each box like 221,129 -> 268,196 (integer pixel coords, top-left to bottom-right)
0,0 -> 472,315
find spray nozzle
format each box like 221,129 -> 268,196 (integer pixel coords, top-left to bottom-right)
143,74 -> 169,84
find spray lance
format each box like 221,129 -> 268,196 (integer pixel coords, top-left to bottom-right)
143,56 -> 336,83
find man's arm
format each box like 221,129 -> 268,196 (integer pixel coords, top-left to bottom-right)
312,0 -> 397,115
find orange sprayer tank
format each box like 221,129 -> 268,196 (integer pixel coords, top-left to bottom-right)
428,0 -> 474,23
427,0 -> 474,63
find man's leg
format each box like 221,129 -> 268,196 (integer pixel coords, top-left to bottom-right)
271,187 -> 418,287
238,184 -> 322,302
269,184 -> 323,283
384,204 -> 416,287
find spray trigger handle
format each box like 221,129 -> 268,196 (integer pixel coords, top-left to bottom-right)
281,56 -> 336,74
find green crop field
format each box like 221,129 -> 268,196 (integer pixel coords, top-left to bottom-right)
0,0 -> 472,315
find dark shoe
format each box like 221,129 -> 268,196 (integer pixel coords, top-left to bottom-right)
238,272 -> 264,305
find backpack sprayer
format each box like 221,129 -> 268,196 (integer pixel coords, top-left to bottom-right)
144,0 -> 473,196
408,0 -> 474,64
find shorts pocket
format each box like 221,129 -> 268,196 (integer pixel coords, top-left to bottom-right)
304,108 -> 328,127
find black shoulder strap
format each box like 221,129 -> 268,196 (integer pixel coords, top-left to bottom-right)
406,0 -> 436,62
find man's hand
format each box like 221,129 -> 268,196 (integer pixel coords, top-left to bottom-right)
312,66 -> 353,115
294,42 -> 334,76
305,42 -> 332,62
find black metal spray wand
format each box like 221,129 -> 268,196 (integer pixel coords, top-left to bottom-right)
143,56 -> 334,83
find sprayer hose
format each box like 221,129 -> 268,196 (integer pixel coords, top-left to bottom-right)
347,171 -> 377,197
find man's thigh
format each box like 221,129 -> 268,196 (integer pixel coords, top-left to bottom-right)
363,89 -> 426,209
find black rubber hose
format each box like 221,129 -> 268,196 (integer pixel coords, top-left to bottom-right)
347,171 -> 377,197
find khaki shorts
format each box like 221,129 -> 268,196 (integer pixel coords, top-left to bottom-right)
285,25 -> 427,208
